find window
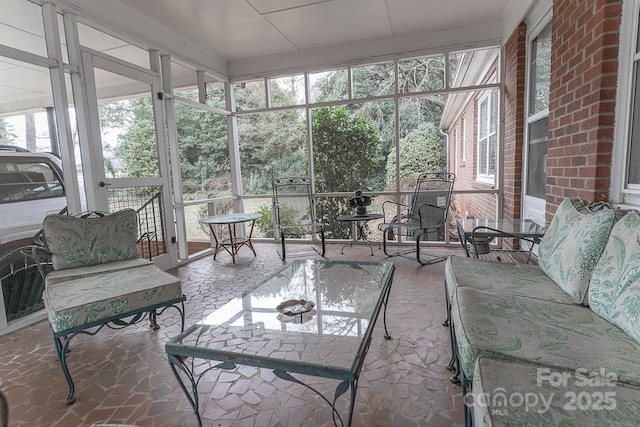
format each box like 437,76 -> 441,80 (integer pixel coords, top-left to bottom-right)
613,0 -> 640,205
0,156 -> 64,204
461,116 -> 466,164
525,21 -> 551,200
477,90 -> 497,181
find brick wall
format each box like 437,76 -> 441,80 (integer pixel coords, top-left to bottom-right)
546,0 -> 622,220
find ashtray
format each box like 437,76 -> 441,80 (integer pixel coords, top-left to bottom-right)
276,299 -> 315,316
277,309 -> 316,324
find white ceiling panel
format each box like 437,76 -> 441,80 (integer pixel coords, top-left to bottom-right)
114,0 -> 512,63
385,0 -> 508,34
247,0 -> 338,15
264,0 -> 392,50
117,0 -> 297,60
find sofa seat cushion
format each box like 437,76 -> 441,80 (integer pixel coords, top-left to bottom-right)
537,198 -> 619,305
45,258 -> 151,285
589,211 -> 640,345
43,264 -> 182,334
451,287 -> 640,386
471,357 -> 640,427
445,256 -> 578,305
43,209 -> 139,270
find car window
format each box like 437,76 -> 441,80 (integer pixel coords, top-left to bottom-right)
0,159 -> 65,204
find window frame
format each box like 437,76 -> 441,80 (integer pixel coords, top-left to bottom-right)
612,0 -> 640,206
476,89 -> 496,182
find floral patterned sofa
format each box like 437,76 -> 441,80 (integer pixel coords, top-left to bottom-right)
37,209 -> 186,404
445,198 -> 640,426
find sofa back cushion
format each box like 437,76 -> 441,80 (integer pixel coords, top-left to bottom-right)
538,198 -> 616,305
43,209 -> 139,270
589,211 -> 640,344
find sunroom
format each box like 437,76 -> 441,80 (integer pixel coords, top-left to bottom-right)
0,0 -> 634,333
0,0 -> 639,424
0,0 -> 522,275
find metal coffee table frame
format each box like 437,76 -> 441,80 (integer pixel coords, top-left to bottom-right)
165,260 -> 395,427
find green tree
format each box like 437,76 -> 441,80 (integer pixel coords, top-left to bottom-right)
0,118 -> 17,145
312,106 -> 382,238
312,106 -> 381,192
385,123 -> 445,185
117,97 -> 158,177
236,78 -> 307,193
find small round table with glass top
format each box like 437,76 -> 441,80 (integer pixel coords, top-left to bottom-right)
199,212 -> 262,264
337,213 -> 383,256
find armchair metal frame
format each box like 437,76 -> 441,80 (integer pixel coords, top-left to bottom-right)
272,177 -> 326,260
378,172 -> 455,265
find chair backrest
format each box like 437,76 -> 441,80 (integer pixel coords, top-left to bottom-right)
408,172 -> 455,230
272,177 -> 319,230
42,209 -> 139,270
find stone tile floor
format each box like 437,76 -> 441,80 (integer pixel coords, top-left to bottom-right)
0,242 -> 466,427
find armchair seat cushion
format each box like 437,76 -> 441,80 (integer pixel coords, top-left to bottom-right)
472,357 -> 640,427
445,255 -> 578,305
451,287 -> 640,386
43,263 -> 182,333
44,258 -> 151,285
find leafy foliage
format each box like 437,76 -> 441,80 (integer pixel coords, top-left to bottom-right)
311,106 -> 382,238
312,106 -> 381,193
385,123 -> 446,185
0,118 -> 17,145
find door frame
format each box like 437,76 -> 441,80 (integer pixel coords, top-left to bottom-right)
79,49 -> 177,269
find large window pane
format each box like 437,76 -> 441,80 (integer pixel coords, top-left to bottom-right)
176,105 -> 230,198
77,23 -> 150,69
399,55 -> 445,93
234,80 -> 266,111
309,70 -> 348,103
628,64 -> 640,185
311,106 -> 382,193
529,22 -> 552,115
0,57 -> 53,118
476,89 -> 497,180
95,69 -> 159,178
527,117 -> 549,198
0,0 -> 46,57
352,62 -> 395,98
395,95 -> 447,187
237,110 -> 306,195
269,74 -> 305,107
449,47 -> 500,88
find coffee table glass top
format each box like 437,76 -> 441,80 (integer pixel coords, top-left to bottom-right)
167,260 -> 394,376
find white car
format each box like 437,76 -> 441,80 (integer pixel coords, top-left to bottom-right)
0,148 -> 67,248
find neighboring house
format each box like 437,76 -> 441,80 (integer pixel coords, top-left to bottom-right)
441,50 -> 500,222
440,0 -> 626,253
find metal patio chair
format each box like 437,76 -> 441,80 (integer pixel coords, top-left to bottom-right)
272,177 -> 326,260
378,172 -> 455,265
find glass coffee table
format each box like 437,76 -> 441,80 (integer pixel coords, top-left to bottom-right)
456,218 -> 546,260
165,259 -> 395,427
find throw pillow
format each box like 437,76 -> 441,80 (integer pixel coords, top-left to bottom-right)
538,198 -> 616,304
43,209 -> 139,270
589,211 -> 640,344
